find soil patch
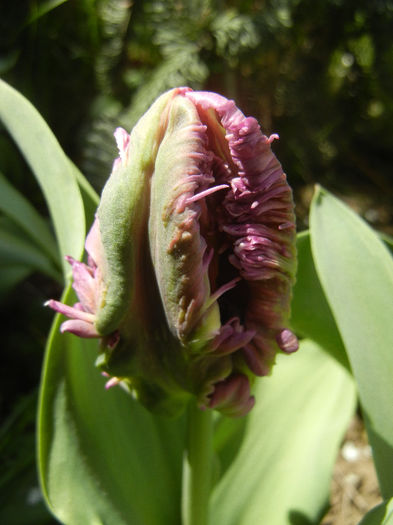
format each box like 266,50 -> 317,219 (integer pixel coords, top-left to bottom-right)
321,416 -> 382,525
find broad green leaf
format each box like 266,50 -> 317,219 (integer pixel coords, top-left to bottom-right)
0,79 -> 85,277
27,0 -> 69,24
291,230 -> 349,369
211,339 -> 356,525
310,187 -> 393,499
0,172 -> 60,269
212,412 -> 248,485
38,286 -> 185,525
0,264 -> 32,297
358,498 -> 393,525
0,218 -> 62,282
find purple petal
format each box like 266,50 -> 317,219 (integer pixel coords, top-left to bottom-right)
208,374 -> 255,417
65,256 -> 97,313
114,127 -> 131,165
45,299 -> 95,323
104,376 -> 121,389
210,317 -> 256,355
185,89 -> 298,375
276,328 -> 299,353
60,319 -> 99,338
85,216 -> 106,275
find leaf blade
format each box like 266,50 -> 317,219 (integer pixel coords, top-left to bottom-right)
0,172 -> 60,268
291,230 -> 349,368
38,287 -> 185,525
211,339 -> 356,525
310,187 -> 393,498
0,79 -> 85,275
358,498 -> 393,525
0,219 -> 62,282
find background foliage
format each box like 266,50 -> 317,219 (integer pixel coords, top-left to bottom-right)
0,1 -> 392,523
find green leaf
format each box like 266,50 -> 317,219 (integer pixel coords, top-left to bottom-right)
358,498 -> 393,525
211,339 -> 356,525
0,79 -> 85,277
38,285 -> 185,525
310,187 -> 393,499
0,218 -> 62,282
291,230 -> 349,369
0,172 -> 60,269
27,0 -> 69,24
0,264 -> 32,297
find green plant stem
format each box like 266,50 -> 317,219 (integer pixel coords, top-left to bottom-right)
182,401 -> 214,525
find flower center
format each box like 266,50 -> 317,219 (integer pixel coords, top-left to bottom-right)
197,152 -> 248,328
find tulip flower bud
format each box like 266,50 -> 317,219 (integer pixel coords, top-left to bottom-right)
47,87 -> 298,417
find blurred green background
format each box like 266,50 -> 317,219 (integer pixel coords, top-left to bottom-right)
0,1 -> 392,523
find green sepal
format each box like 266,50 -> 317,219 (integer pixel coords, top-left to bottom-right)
95,334 -> 192,417
95,89 -> 181,334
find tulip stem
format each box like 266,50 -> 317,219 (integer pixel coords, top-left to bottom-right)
182,401 -> 214,525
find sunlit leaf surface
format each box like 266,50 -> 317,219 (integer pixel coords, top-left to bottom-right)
291,231 -> 349,368
310,187 -> 393,499
211,339 -> 356,525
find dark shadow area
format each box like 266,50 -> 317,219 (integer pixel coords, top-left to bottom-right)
289,510 -> 318,525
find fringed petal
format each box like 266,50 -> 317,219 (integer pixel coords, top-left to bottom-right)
207,374 -> 255,417
183,89 -> 298,377
45,299 -> 95,323
65,256 -> 97,313
276,328 -> 299,353
209,317 -> 255,355
60,319 -> 99,338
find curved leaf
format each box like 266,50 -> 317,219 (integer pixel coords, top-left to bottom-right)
38,286 -> 185,525
0,264 -> 32,297
358,498 -> 393,525
310,187 -> 393,499
0,79 -> 85,276
291,230 -> 349,369
0,172 -> 59,268
211,339 -> 356,525
0,218 -> 62,282
27,0 -> 69,24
